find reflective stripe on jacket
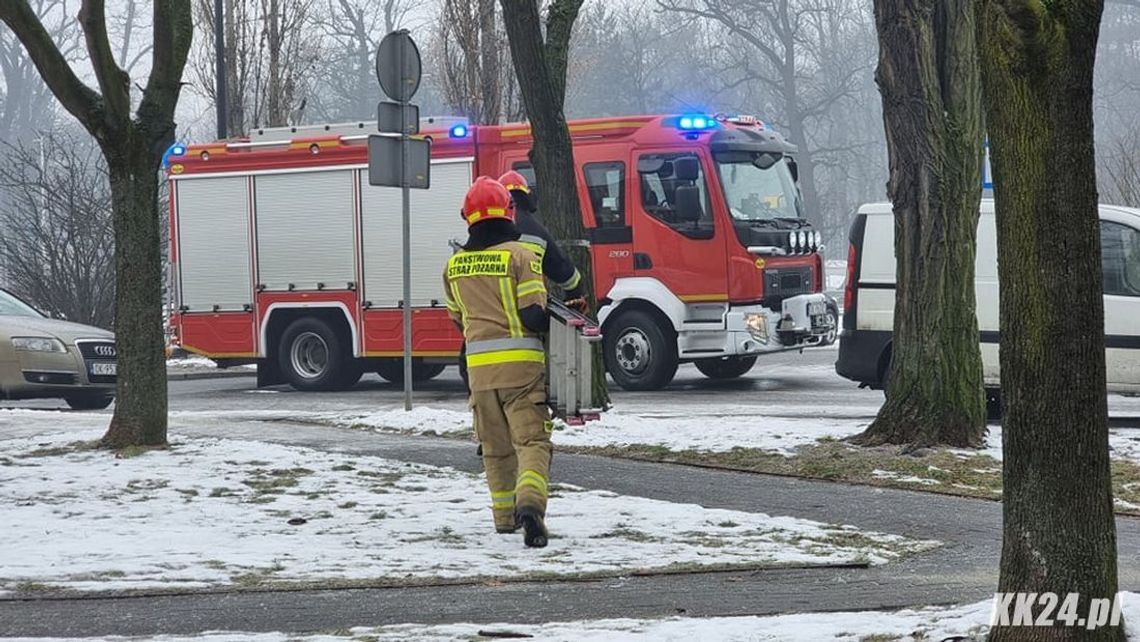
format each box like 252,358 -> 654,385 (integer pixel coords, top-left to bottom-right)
443,241 -> 547,391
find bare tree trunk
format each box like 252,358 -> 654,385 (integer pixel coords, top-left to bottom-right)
266,0 -> 285,127
478,0 -> 500,124
499,0 -> 609,409
852,0 -> 987,449
224,0 -> 244,135
101,136 -> 168,448
979,0 -> 1121,638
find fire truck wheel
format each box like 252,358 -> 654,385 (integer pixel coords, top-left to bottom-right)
278,318 -> 360,391
375,358 -> 446,383
694,356 -> 758,380
604,309 -> 678,391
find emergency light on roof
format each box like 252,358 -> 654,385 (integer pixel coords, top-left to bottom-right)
161,142 -> 187,169
449,123 -> 469,138
677,114 -> 713,131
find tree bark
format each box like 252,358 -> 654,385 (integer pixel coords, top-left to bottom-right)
100,135 -> 169,448
499,0 -> 609,409
853,0 -> 987,449
979,0 -> 1121,638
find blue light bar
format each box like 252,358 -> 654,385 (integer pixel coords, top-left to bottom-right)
676,114 -> 712,131
170,144 -> 187,156
449,123 -> 469,138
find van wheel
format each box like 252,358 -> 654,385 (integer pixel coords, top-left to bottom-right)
604,309 -> 678,391
694,356 -> 757,379
376,358 -> 446,383
278,317 -> 360,391
65,394 -> 114,410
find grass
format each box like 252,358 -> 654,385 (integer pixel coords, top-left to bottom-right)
567,440 -> 1140,515
18,440 -> 100,458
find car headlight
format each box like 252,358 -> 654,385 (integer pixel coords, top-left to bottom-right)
745,313 -> 770,343
11,337 -> 67,353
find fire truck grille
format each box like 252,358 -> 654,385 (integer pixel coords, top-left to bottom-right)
763,267 -> 814,309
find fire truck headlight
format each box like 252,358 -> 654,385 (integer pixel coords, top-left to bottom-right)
788,231 -> 798,250
745,313 -> 770,343
798,231 -> 808,249
812,231 -> 821,249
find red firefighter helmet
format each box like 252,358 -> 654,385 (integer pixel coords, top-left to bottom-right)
461,176 -> 515,226
498,170 -> 531,195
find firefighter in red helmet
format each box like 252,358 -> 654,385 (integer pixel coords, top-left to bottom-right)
497,170 -> 586,304
443,176 -> 552,548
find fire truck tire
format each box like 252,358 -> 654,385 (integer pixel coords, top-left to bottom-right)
604,309 -> 678,391
375,358 -> 446,383
278,317 -> 360,391
694,356 -> 758,379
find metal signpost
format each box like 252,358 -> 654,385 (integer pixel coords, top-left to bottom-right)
370,30 -> 430,411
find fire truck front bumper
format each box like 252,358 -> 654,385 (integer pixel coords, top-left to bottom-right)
729,294 -> 835,354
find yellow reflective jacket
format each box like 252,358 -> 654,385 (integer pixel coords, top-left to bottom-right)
443,240 -> 548,391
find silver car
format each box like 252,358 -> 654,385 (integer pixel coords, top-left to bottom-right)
0,289 -> 116,410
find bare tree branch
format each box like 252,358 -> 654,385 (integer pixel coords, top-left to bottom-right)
79,0 -> 131,121
0,0 -> 103,133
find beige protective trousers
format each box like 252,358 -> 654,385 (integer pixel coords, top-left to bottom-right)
470,370 -> 553,531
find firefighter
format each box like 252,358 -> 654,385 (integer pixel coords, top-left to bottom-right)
459,170 -> 587,385
497,170 -> 586,303
444,176 -> 553,548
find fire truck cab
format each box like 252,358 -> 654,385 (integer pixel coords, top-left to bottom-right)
166,114 -> 835,392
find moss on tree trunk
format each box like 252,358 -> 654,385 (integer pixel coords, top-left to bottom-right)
979,0 -> 1121,639
854,0 -> 987,450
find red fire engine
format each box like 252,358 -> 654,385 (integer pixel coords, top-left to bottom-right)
166,114 -> 836,392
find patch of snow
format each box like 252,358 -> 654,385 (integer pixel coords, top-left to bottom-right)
0,432 -> 937,594
19,593 -> 1140,641
329,407 -> 865,456
870,469 -> 941,486
960,426 -> 1140,469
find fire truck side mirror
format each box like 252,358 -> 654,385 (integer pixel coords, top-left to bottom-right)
674,185 -> 702,223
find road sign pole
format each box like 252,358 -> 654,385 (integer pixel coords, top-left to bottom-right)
399,41 -> 413,412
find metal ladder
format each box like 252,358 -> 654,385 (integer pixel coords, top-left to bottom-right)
546,299 -> 606,424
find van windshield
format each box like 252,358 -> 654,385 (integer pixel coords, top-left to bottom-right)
715,154 -> 802,223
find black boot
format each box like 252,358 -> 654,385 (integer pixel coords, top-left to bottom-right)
515,506 -> 548,548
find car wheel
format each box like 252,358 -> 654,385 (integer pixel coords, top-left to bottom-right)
278,317 -> 360,391
603,309 -> 678,391
694,356 -> 758,379
376,358 -> 446,383
65,395 -> 114,411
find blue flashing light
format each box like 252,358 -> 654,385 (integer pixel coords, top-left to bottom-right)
161,142 -> 187,169
676,114 -> 712,131
449,123 -> 469,138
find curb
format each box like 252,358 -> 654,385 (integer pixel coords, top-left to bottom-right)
166,370 -> 256,381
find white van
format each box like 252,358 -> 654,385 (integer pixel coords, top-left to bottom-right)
836,200 -> 1140,404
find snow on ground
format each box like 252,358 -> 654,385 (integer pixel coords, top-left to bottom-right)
166,357 -> 256,372
0,431 -> 936,595
956,425 -> 1140,469
13,593 -> 1140,641
331,407 -> 866,456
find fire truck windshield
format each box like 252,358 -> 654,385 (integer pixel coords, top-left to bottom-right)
715,154 -> 802,223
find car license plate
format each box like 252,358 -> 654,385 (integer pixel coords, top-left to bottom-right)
90,362 -> 116,377
808,301 -> 826,316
